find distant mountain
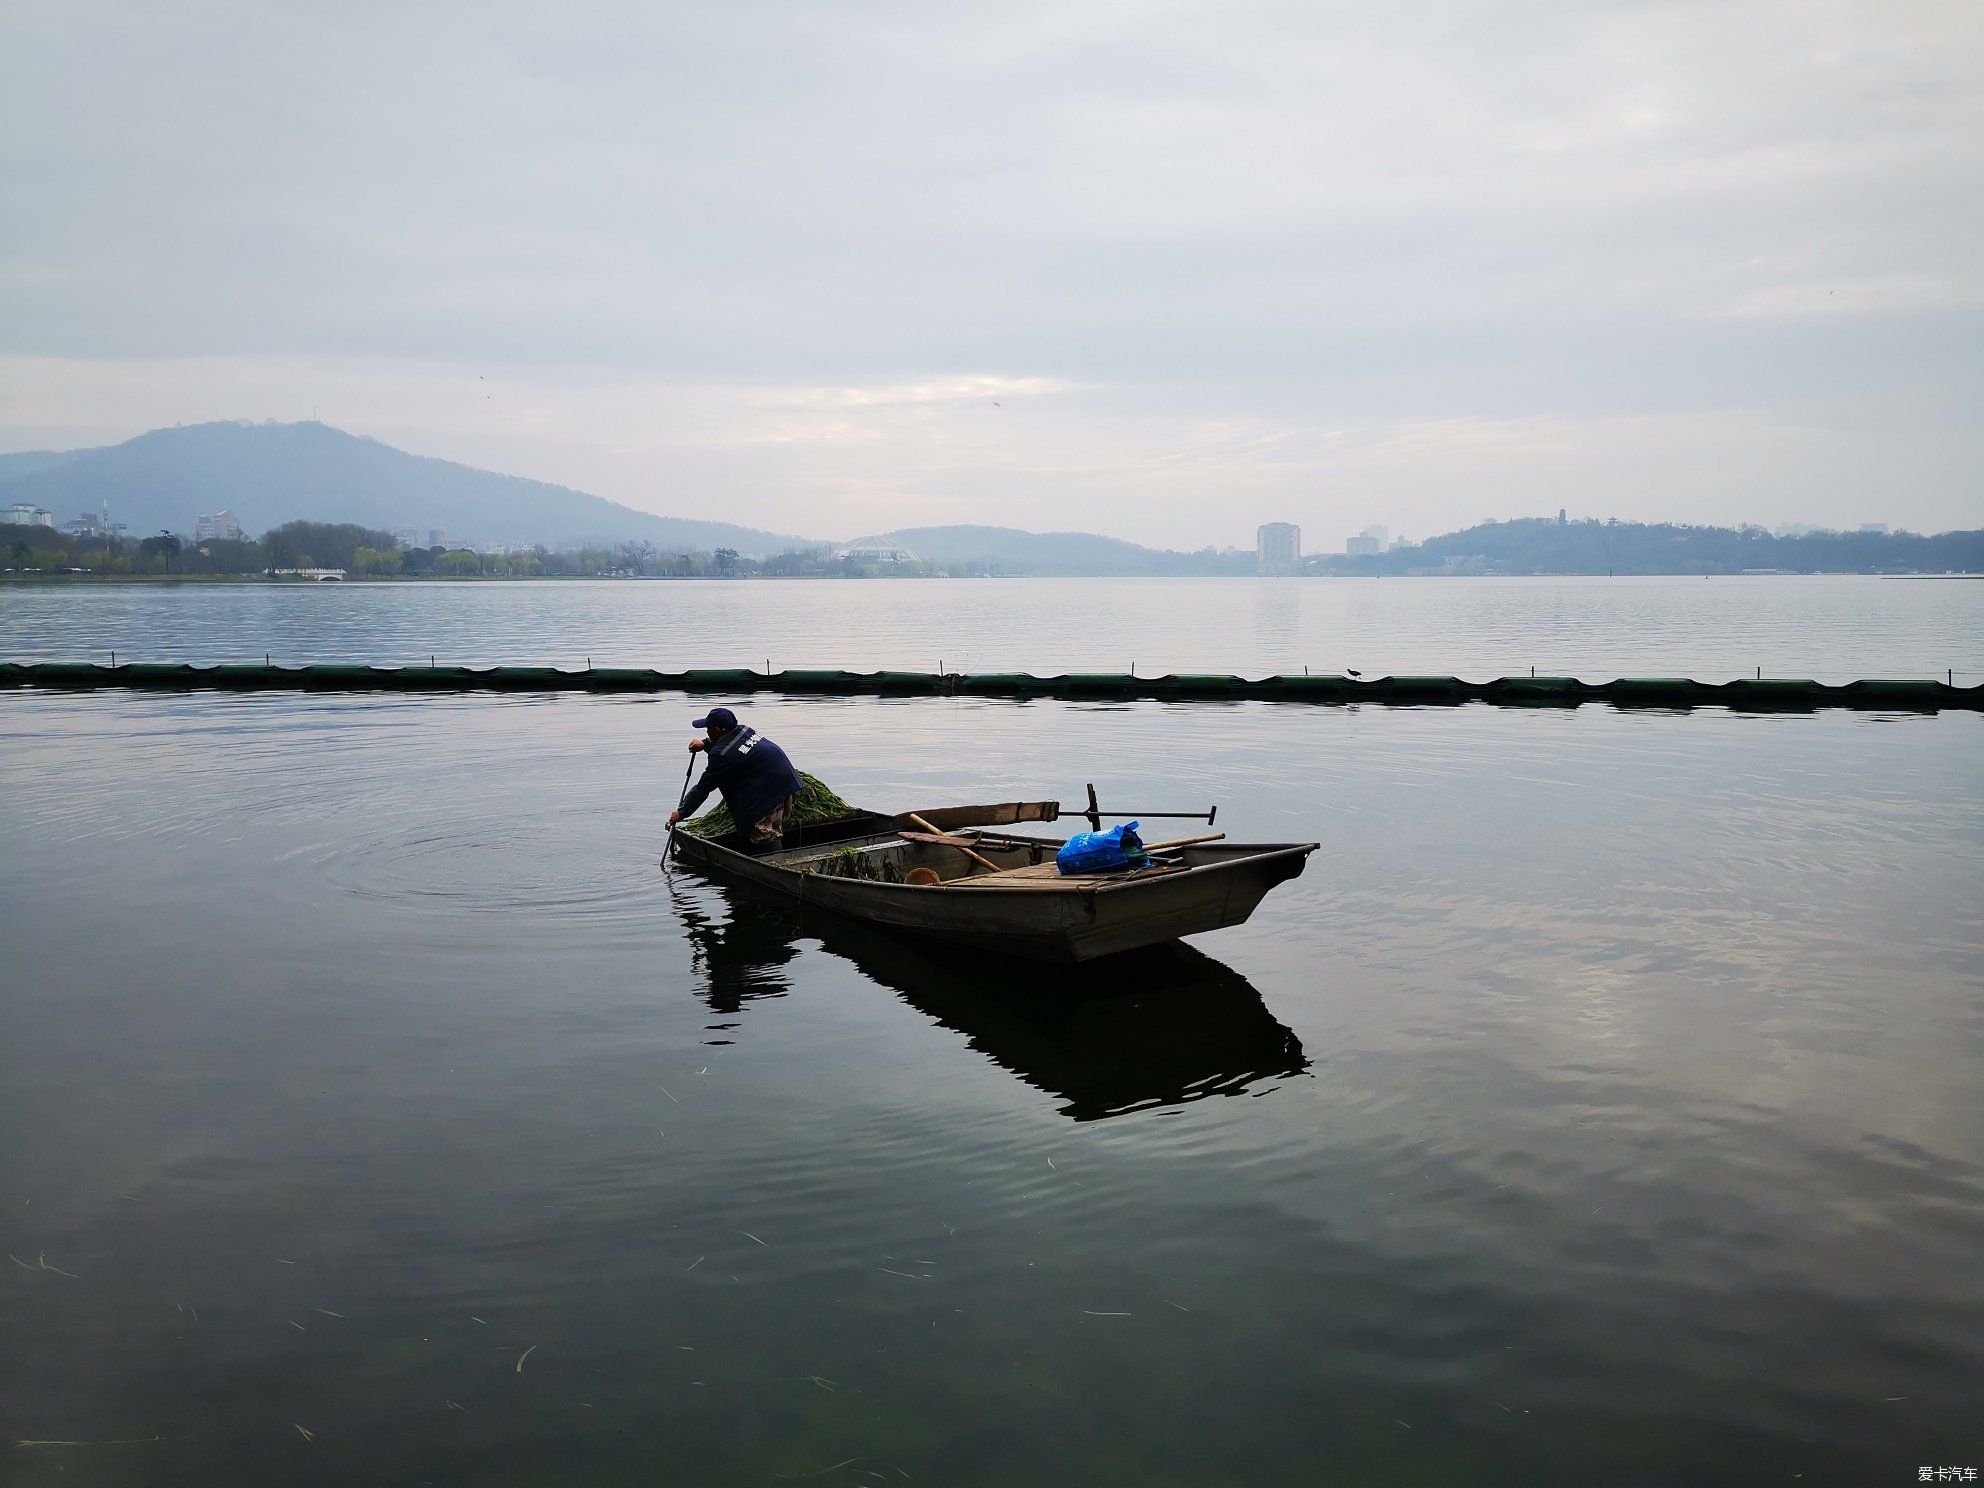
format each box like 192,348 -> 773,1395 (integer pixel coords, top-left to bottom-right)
1312,517 -> 1984,576
0,449 -> 84,484
883,524 -> 1253,576
0,420 -> 809,554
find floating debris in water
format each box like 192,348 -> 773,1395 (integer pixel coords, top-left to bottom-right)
515,1345 -> 537,1373
10,1251 -> 79,1278
15,1436 -> 186,1448
785,1458 -> 859,1479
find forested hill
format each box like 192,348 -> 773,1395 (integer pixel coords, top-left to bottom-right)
1314,518 -> 1984,576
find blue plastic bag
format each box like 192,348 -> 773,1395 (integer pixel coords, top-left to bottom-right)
1056,821 -> 1148,875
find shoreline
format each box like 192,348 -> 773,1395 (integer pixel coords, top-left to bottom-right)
4,570 -> 1981,585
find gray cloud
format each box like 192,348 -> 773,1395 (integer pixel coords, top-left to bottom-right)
3,0 -> 1979,545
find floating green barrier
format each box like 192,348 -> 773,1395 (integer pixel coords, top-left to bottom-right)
0,662 -> 1975,711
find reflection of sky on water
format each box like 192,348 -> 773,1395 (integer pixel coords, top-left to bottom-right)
1,687 -> 1979,1483
1250,578 -> 1302,659
3,573 -> 1981,682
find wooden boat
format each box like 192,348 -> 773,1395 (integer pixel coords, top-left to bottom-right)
670,800 -> 1318,963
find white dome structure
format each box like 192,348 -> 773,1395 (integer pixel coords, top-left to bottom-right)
834,536 -> 921,565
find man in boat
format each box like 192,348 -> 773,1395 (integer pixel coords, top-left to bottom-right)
667,706 -> 803,854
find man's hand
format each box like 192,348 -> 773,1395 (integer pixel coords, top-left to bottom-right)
688,737 -> 706,753
667,810 -> 682,826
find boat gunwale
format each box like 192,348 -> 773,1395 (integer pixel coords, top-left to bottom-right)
681,825 -> 1318,896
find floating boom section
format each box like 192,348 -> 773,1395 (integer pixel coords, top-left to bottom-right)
0,662 -> 1975,711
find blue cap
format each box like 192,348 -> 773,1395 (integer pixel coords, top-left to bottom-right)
692,706 -> 737,730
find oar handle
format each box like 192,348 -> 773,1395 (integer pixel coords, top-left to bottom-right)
1059,805 -> 1218,823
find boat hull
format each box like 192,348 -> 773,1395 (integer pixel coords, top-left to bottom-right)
671,811 -> 1316,962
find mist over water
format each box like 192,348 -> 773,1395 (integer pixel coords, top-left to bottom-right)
2,665 -> 1979,1485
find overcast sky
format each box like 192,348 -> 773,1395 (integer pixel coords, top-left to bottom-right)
3,0 -> 1979,547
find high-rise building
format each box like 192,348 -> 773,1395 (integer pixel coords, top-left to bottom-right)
1256,523 -> 1301,567
1344,524 -> 1389,556
4,503 -> 55,528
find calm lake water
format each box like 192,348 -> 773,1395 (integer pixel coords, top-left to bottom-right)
3,574 -> 1982,683
2,585 -> 1981,1485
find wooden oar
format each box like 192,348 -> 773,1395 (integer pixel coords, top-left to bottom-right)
896,829 -> 978,848
1142,832 -> 1225,852
906,813 -> 1003,874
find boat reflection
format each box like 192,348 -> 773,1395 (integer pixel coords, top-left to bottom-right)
671,878 -> 1309,1121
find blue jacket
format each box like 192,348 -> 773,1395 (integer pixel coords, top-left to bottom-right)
680,725 -> 802,833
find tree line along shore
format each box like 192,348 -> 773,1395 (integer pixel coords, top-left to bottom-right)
5,515 -> 1980,580
2,520 -> 1023,580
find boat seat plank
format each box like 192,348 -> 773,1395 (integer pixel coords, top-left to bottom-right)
897,829 -> 996,849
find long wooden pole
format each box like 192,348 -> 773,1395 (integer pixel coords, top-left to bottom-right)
1143,832 -> 1225,853
907,812 -> 1002,874
663,752 -> 699,865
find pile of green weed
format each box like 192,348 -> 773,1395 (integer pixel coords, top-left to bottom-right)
809,846 -> 906,882
681,772 -> 857,839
